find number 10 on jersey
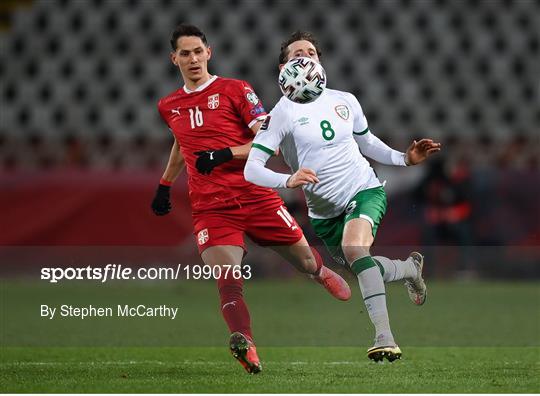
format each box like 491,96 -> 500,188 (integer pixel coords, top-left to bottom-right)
277,205 -> 298,230
189,106 -> 203,129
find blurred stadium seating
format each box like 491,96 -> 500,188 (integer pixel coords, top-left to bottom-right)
1,0 -> 538,170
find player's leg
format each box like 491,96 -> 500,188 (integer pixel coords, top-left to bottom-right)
270,235 -> 351,301
268,234 -> 318,274
373,252 -> 427,305
201,244 -> 262,374
372,255 -> 418,283
201,245 -> 251,339
341,218 -> 400,361
247,197 -> 351,301
343,185 -> 427,305
194,211 -> 261,374
311,214 -> 423,296
340,187 -> 401,362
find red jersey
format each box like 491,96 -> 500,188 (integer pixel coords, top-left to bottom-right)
158,76 -> 275,212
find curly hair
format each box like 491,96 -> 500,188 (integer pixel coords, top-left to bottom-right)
279,30 -> 322,64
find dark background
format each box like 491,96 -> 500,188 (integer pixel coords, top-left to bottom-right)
1,0 -> 539,278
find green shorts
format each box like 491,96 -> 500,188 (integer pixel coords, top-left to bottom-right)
309,186 -> 387,263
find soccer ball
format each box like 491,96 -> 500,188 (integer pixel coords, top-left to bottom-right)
278,57 -> 326,104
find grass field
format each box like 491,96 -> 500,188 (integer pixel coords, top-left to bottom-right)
1,278 -> 539,392
2,346 -> 538,393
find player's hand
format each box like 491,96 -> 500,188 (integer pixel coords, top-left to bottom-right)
286,168 -> 319,188
151,184 -> 172,216
194,148 -> 233,175
405,139 -> 441,165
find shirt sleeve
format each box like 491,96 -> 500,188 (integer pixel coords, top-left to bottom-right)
244,148 -> 290,188
232,80 -> 267,129
244,100 -> 292,188
355,131 -> 407,166
157,99 -> 173,131
251,100 -> 290,154
349,93 -> 369,135
347,93 -> 406,166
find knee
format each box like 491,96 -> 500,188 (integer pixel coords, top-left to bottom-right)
284,243 -> 319,274
297,254 -> 318,274
342,245 -> 370,266
217,273 -> 242,284
341,218 -> 374,265
217,275 -> 243,295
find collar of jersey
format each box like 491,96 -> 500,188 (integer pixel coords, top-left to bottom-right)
183,75 -> 218,94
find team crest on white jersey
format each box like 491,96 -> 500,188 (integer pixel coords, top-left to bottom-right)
335,105 -> 350,121
208,94 -> 220,109
197,229 -> 209,245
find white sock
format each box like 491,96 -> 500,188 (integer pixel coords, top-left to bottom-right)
373,256 -> 417,283
355,264 -> 395,346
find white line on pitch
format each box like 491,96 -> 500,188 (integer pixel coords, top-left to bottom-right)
2,360 -> 365,366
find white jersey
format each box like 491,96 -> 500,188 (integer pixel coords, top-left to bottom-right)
252,88 -> 382,219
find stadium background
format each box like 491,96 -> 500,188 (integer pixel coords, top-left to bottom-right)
0,0 -> 539,322
0,1 -> 538,392
1,0 -> 538,278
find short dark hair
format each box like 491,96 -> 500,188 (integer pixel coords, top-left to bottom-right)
279,30 -> 322,64
170,24 -> 208,51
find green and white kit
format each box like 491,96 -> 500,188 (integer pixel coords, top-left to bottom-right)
309,186 -> 387,261
244,85 -> 426,355
245,88 -> 407,253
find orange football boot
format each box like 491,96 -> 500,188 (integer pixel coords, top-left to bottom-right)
313,265 -> 352,301
229,332 -> 262,374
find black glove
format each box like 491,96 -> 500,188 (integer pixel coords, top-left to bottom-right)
194,147 -> 233,175
151,184 -> 172,216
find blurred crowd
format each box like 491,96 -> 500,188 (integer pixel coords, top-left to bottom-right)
1,0 -> 538,278
0,131 -> 537,173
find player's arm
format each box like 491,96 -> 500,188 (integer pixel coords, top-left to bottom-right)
245,147 -> 318,188
229,119 -> 281,157
162,138 -> 186,181
244,110 -> 318,188
151,138 -> 185,216
227,118 -> 266,159
194,80 -> 268,174
196,119 -> 278,175
349,94 -> 440,166
353,129 -> 407,166
193,120 -> 263,175
403,138 -> 442,165
354,130 -> 441,166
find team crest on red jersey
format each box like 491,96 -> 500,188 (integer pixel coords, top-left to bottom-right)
208,94 -> 220,109
197,229 -> 209,245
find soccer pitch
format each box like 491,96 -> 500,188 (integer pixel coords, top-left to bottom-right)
2,346 -> 538,393
1,279 -> 539,393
